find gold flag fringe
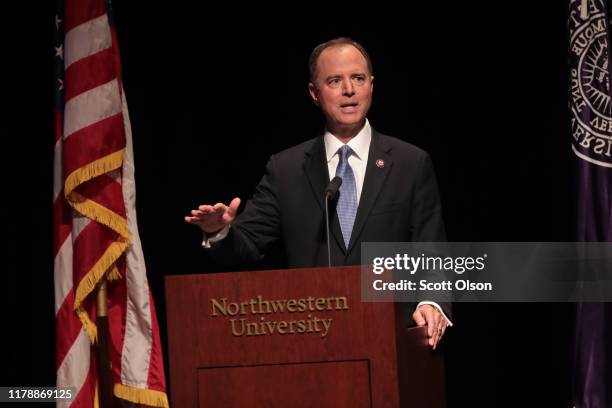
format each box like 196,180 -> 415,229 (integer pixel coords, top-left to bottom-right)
64,149 -> 131,240
114,383 -> 169,408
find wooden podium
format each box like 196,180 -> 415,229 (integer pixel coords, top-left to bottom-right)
165,266 -> 445,407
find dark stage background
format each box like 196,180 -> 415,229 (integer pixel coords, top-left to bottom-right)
3,2 -> 576,407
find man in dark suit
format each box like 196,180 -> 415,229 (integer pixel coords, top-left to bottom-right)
185,37 -> 451,348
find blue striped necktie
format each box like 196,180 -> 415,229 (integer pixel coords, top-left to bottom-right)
335,145 -> 358,247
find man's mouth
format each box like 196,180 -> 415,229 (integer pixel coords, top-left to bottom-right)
340,102 -> 359,111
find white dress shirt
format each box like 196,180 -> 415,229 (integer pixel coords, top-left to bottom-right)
324,119 -> 372,204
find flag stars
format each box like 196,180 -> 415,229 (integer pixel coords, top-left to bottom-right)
55,44 -> 64,60
55,15 -> 62,31
57,78 -> 64,91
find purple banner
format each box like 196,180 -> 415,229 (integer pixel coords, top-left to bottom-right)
569,0 -> 612,406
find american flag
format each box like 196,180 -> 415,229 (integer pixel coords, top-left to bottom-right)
53,0 -> 168,406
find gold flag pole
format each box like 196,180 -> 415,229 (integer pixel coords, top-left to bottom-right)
96,277 -> 114,408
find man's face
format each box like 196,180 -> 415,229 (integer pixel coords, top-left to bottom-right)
309,45 -> 374,135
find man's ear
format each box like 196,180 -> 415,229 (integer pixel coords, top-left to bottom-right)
308,82 -> 320,106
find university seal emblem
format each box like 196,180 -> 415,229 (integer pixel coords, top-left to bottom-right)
569,0 -> 612,167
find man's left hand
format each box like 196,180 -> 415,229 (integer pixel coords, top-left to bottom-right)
412,304 -> 448,350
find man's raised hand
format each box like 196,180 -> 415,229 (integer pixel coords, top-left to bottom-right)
184,198 -> 241,233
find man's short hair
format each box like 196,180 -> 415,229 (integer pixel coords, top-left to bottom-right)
308,37 -> 373,84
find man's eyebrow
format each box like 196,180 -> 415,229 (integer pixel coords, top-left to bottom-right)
325,72 -> 367,80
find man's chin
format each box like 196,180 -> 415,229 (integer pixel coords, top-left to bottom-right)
337,118 -> 365,128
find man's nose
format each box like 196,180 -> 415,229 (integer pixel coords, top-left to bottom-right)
342,79 -> 355,96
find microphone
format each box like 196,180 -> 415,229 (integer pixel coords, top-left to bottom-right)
325,176 -> 342,200
324,177 -> 342,267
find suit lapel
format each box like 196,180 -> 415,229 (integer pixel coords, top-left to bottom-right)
303,137 -> 347,253
347,130 -> 393,254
